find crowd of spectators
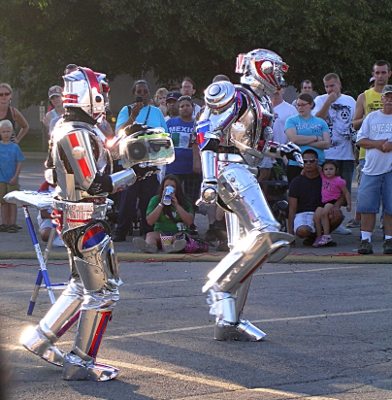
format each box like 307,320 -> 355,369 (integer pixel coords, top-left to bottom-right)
1,58 -> 392,255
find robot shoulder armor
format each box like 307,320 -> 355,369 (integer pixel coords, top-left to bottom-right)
204,81 -> 236,111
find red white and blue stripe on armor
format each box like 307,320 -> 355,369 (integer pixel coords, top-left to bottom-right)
88,311 -> 111,358
81,224 -> 106,249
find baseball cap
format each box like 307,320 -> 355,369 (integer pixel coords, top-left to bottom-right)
166,91 -> 181,102
48,85 -> 63,98
382,85 -> 392,95
369,77 -> 375,83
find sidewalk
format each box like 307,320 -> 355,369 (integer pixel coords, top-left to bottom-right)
0,152 -> 389,263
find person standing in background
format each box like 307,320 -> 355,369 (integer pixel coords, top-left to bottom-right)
348,60 -> 391,228
312,73 -> 356,235
355,84 -> 392,255
43,85 -> 65,129
112,80 -> 168,242
292,80 -> 314,107
154,87 -> 168,118
285,93 -> 330,184
0,119 -> 24,233
0,83 -> 29,144
166,95 -> 201,207
165,91 -> 181,121
180,77 -> 201,118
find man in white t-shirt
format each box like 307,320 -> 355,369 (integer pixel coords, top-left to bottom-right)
272,88 -> 297,144
356,84 -> 392,254
258,88 -> 296,193
313,73 -> 356,190
312,73 -> 356,235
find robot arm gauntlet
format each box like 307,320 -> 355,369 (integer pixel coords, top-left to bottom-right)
263,141 -> 282,158
264,141 -> 303,165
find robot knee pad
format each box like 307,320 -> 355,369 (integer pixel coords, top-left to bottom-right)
72,221 -> 122,292
203,230 -> 293,294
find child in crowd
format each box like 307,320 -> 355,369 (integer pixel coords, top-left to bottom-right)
0,119 -> 24,233
154,87 -> 168,118
313,160 -> 351,247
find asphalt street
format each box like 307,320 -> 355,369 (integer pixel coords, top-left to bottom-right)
0,258 -> 391,399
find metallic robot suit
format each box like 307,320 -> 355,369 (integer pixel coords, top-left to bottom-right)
195,49 -> 303,341
21,67 -> 174,380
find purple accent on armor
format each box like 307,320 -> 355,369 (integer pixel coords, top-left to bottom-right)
81,226 -> 106,249
57,311 -> 80,338
88,311 -> 111,358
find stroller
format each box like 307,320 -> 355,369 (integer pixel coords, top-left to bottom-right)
259,162 -> 289,232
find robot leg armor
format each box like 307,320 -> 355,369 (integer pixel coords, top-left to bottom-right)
204,164 -> 294,340
21,279 -> 84,366
71,221 -> 122,293
61,221 -> 120,380
62,309 -> 118,381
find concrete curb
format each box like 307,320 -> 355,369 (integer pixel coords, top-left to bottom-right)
1,251 -> 392,264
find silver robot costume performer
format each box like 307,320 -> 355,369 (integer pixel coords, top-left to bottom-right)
195,49 -> 303,341
20,67 -> 174,380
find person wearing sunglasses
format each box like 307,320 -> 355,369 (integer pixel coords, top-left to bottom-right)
285,92 -> 331,184
288,149 -> 345,247
0,83 -> 29,144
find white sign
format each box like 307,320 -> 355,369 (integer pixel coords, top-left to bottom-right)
39,105 -> 45,122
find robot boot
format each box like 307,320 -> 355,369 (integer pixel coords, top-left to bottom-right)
209,279 -> 266,341
204,229 -> 293,341
62,309 -> 118,381
21,280 -> 83,366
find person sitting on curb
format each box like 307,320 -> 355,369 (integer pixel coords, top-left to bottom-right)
288,149 -> 345,246
312,160 -> 351,247
133,174 -> 195,253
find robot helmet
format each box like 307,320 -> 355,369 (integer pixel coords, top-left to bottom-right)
63,67 -> 107,120
235,49 -> 288,96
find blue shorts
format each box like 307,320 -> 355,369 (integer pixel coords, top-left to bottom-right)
357,170 -> 392,214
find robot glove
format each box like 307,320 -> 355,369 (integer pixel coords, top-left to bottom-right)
87,173 -> 113,195
132,164 -> 159,180
280,142 -> 304,167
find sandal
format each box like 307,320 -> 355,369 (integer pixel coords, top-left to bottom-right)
0,224 -> 9,232
7,224 -> 19,233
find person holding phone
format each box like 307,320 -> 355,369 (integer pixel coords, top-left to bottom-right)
113,80 -> 168,242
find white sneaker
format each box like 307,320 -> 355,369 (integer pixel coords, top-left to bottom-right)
334,225 -> 352,235
165,239 -> 187,253
52,235 -> 65,247
133,237 -> 158,253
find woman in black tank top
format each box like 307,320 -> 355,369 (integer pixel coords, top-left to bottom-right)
0,83 -> 29,143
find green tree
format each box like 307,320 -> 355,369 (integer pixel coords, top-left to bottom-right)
1,0 -> 392,107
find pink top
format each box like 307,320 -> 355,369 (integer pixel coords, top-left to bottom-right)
320,173 -> 346,203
